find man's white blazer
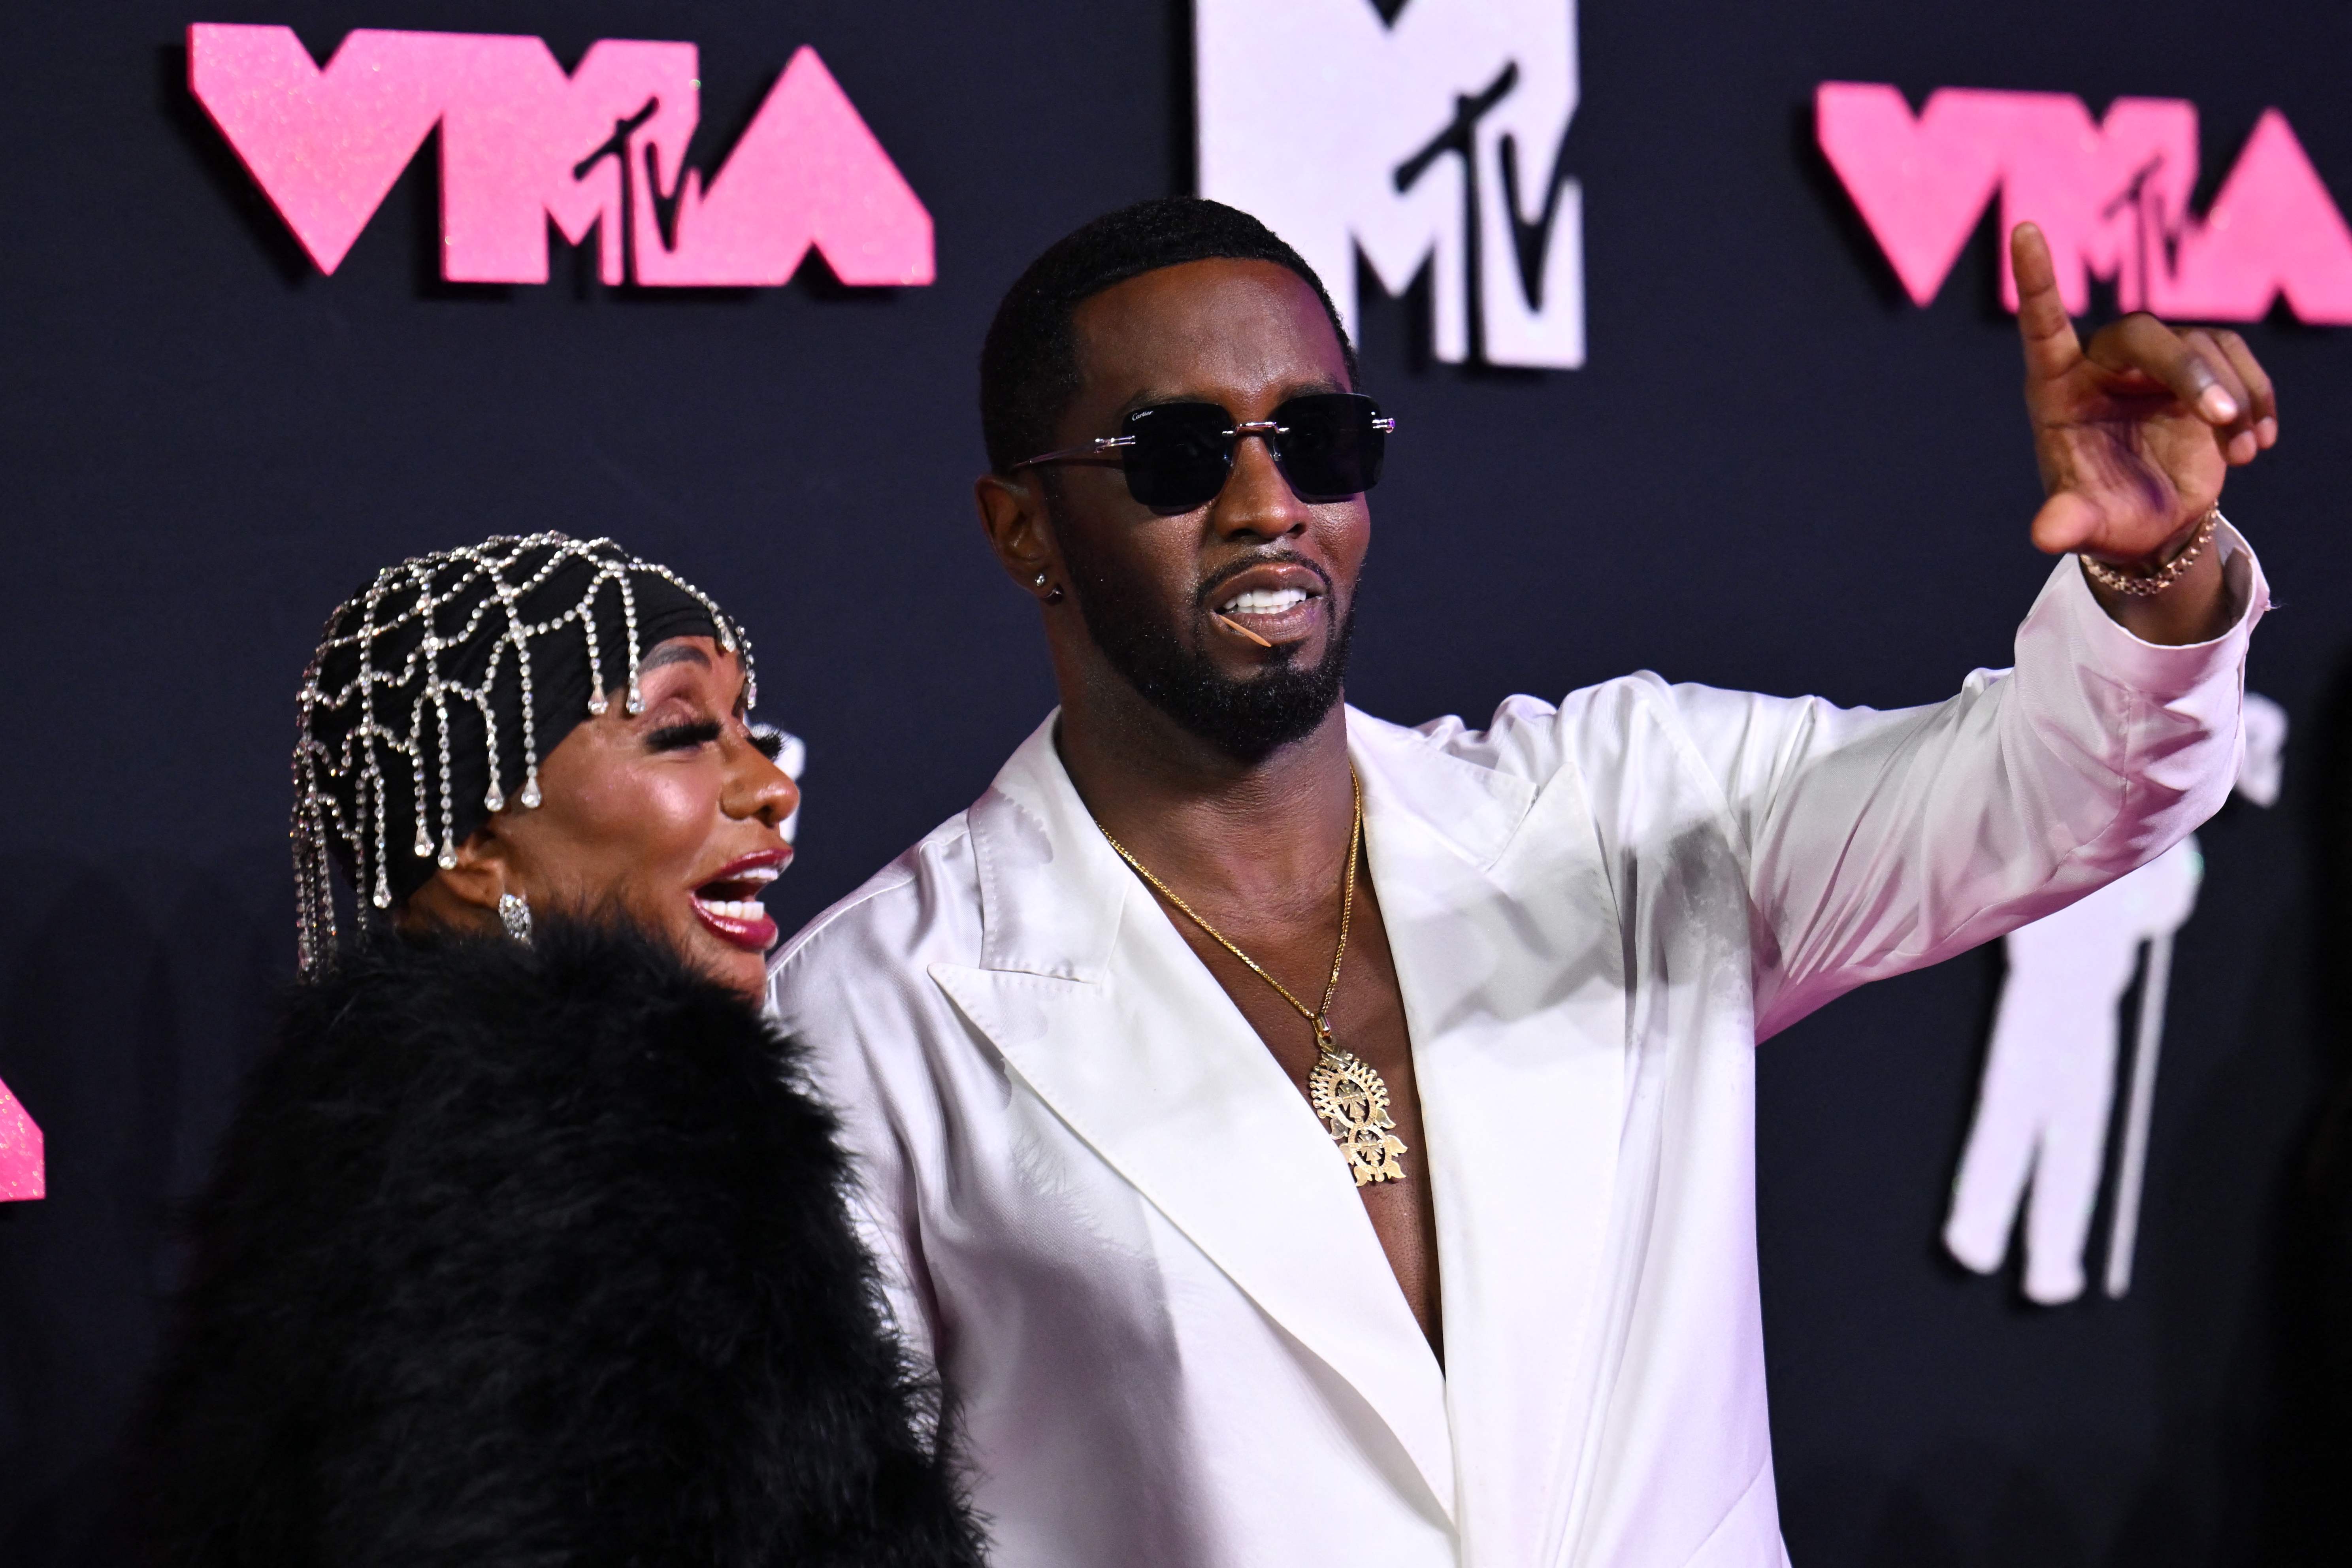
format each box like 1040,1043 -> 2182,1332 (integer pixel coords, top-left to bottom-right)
769,542 -> 2263,1568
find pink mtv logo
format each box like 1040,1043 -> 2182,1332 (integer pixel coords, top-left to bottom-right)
0,1074 -> 41,1203
188,23 -> 933,287
1816,82 -> 2352,324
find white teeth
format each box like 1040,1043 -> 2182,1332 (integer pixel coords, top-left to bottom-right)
695,897 -> 767,922
1221,586 -> 1308,614
733,865 -> 781,885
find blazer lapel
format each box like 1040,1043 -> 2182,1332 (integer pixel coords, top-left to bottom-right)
927,716 -> 1457,1523
1350,710 -> 1630,1568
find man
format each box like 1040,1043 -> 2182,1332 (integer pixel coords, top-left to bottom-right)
769,197 -> 2271,1566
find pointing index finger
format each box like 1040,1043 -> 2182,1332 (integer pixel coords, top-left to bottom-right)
2011,222 -> 2081,383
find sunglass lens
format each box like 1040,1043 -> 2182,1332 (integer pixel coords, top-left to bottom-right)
1122,403 -> 1234,510
1273,394 -> 1385,500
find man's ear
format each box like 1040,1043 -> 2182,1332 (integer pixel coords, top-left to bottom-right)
976,470 -> 1059,594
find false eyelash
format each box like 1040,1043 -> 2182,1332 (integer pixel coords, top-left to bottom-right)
748,723 -> 786,762
648,719 -> 724,752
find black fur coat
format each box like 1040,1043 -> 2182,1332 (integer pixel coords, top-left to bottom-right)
139,920 -> 983,1568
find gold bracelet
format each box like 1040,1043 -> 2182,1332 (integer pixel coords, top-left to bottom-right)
2079,507 -> 2222,599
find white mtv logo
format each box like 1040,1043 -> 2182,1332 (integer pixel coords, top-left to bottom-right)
1196,0 -> 1584,369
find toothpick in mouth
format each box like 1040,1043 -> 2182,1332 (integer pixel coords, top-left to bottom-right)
1215,613 -> 1275,648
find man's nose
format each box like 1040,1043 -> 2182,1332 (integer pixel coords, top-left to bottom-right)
1212,427 -> 1310,541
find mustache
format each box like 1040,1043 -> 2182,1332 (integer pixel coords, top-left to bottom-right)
1193,550 -> 1334,607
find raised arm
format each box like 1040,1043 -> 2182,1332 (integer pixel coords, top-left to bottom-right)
1678,536 -> 2257,1039
1694,222 -> 2275,1035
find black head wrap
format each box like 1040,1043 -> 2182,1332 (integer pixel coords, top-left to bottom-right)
291,535 -> 752,971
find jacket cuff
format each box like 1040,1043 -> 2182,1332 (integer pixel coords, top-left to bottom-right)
2045,519 -> 2268,694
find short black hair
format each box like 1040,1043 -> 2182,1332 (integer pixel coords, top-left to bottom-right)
978,196 -> 1358,476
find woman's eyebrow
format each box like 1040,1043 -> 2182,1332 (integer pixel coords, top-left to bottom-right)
637,643 -> 712,675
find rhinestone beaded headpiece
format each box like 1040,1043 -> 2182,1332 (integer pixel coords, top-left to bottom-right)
290,533 -> 752,975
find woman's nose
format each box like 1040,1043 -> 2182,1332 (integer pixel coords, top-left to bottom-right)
729,739 -> 801,829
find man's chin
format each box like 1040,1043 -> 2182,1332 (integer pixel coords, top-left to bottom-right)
1200,629 -> 1310,681
1125,618 -> 1350,764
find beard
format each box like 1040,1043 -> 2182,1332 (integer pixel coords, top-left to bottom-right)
1055,527 -> 1355,766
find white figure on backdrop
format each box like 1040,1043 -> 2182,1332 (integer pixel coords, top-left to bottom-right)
770,199 -> 2276,1568
1945,692 -> 2287,1303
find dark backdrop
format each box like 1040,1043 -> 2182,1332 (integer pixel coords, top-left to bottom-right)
3,2 -> 2347,1564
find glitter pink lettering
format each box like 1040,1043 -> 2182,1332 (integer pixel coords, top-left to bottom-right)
187,23 -> 933,288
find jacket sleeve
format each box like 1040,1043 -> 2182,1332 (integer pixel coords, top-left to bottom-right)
1658,528 -> 2265,1038
767,877 -> 950,1388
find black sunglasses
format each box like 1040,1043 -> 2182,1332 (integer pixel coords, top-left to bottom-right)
1016,392 -> 1396,511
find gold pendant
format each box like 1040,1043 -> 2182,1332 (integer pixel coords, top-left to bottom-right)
1308,1041 -> 1409,1186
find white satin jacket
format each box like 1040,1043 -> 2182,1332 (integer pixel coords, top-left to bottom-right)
768,539 -> 2264,1568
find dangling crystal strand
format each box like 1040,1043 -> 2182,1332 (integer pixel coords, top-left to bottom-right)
410,709 -> 437,873
410,697 -> 436,860
472,645 -> 503,822
620,575 -> 645,715
292,774 -> 330,973
349,730 -> 369,912
370,774 -> 393,908
479,686 -> 504,813
516,645 -> 539,806
434,692 -> 458,868
490,578 -> 531,815
290,649 -> 341,976
360,578 -> 393,911
405,580 -> 442,871
582,595 -> 607,715
406,728 -> 433,854
433,691 -> 458,870
423,562 -> 461,873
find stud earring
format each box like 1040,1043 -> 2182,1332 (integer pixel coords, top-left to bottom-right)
1034,572 -> 1047,585
498,891 -> 533,946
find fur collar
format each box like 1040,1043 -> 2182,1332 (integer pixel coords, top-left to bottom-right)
141,920 -> 983,1568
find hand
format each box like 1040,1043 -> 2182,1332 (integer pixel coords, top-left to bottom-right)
2013,221 -> 2277,564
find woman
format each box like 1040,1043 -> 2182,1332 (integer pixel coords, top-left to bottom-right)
140,535 -> 982,1568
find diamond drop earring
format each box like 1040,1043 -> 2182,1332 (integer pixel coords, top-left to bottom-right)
498,891 -> 533,946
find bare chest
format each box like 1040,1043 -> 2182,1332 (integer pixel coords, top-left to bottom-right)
1155,881 -> 1444,1356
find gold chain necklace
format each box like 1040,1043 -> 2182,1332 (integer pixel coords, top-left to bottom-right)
1095,771 -> 1409,1187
